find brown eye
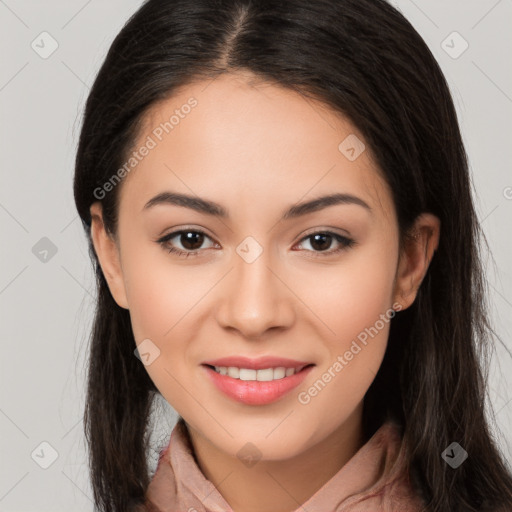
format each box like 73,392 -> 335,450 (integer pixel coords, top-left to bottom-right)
156,229 -> 216,257
295,231 -> 356,257
308,233 -> 334,251
178,231 -> 205,251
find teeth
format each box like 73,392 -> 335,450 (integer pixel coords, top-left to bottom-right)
213,366 -> 300,381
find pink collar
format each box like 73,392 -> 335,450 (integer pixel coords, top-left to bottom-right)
144,418 -> 425,511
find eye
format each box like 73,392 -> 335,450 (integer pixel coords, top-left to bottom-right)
156,229 -> 217,258
156,229 -> 356,259
294,231 -> 356,257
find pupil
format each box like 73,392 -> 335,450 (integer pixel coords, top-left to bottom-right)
182,232 -> 203,250
311,233 -> 331,251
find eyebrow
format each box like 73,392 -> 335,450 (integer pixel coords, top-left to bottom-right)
142,191 -> 372,219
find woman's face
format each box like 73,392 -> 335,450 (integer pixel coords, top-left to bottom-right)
90,72 -> 437,461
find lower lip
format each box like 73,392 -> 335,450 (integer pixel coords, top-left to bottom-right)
202,364 -> 314,405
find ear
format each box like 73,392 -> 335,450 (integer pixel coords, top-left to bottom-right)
393,212 -> 440,311
89,202 -> 129,310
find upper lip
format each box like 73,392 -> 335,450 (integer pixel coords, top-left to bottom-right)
202,356 -> 314,371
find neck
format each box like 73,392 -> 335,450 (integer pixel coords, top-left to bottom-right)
185,403 -> 366,512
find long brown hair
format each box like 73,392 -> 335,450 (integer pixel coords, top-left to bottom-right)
73,0 -> 512,510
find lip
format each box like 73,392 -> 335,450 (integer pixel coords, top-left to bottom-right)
201,363 -> 315,406
201,355 -> 313,371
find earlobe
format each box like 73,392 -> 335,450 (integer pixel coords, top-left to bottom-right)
89,202 -> 129,310
393,213 -> 440,311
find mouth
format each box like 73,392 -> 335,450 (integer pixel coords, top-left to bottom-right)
201,363 -> 315,406
202,363 -> 315,381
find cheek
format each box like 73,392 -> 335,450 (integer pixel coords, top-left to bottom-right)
121,248 -> 206,406
121,245 -> 217,403
121,241 -> 212,341
298,242 -> 396,403
297,261 -> 394,429
302,241 -> 397,342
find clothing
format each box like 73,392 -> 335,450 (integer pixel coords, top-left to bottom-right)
141,417 -> 426,512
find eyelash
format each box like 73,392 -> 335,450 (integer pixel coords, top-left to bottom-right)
156,229 -> 356,259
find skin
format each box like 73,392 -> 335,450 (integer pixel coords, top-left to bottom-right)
90,71 -> 440,512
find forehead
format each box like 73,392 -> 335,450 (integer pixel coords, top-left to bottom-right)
118,72 -> 395,223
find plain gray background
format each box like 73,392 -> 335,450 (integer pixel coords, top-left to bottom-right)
1,0 -> 511,510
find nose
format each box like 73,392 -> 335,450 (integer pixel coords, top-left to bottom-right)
215,246 -> 295,339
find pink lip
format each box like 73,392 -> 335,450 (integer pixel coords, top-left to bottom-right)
201,364 -> 315,406
202,355 -> 312,371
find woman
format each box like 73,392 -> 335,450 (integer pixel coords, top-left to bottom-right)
73,0 -> 512,510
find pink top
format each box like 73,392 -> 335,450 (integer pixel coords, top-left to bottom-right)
141,418 -> 426,512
